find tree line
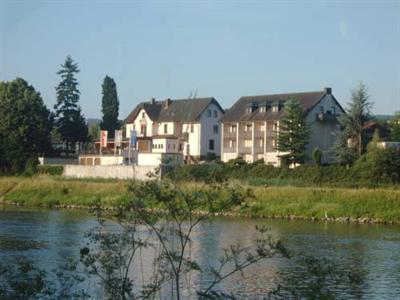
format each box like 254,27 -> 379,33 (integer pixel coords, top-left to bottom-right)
0,56 -> 120,173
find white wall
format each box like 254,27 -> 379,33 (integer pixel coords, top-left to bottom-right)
63,165 -> 157,180
199,102 -> 223,157
182,123 -> 201,156
152,138 -> 180,153
305,94 -> 343,164
138,153 -> 183,166
126,108 -> 154,138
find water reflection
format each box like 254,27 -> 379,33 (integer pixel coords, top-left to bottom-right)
1,206 -> 399,299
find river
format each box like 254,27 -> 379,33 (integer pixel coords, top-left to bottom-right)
0,205 -> 399,299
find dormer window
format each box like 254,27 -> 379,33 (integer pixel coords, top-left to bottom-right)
260,106 -> 266,113
246,107 -> 252,114
272,105 -> 279,113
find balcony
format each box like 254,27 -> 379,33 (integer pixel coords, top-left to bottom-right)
223,131 -> 237,139
316,112 -> 338,123
241,130 -> 252,139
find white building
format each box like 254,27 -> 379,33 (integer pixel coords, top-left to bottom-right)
220,88 -> 345,165
124,97 -> 224,162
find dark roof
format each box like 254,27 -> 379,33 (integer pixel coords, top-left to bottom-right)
221,90 -> 330,123
124,97 -> 223,124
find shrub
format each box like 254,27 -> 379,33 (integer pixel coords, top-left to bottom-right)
37,165 -> 64,176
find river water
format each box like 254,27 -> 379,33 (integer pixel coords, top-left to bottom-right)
0,205 -> 399,299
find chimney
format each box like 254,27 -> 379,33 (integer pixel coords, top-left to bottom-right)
324,87 -> 332,95
151,98 -> 156,104
164,98 -> 171,109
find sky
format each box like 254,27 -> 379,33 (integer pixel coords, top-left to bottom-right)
1,1 -> 399,119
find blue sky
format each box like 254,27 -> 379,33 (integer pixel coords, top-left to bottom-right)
1,1 -> 399,118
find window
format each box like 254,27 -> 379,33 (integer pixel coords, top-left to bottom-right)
260,106 -> 266,113
272,106 -> 278,113
213,125 -> 219,134
273,122 -> 278,132
161,144 -> 164,149
244,139 -> 252,147
164,124 -> 168,134
230,125 -> 237,133
207,109 -> 212,117
272,139 -> 276,147
168,144 -> 170,150
213,110 -> 218,118
190,124 -> 194,133
332,106 -> 336,114
173,144 -> 176,150
209,139 -> 214,151
229,140 -> 236,148
179,144 -> 183,151
140,125 -> 147,136
246,124 -> 252,132
259,139 -> 263,147
142,112 -> 145,119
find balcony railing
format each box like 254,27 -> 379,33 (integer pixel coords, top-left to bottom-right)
223,131 -> 237,139
316,112 -> 338,122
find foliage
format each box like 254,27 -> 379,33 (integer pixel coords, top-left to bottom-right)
0,257 -> 53,299
353,131 -> 400,184
277,97 -> 310,165
100,76 -> 120,133
78,172 -> 289,299
54,56 -> 88,153
269,256 -> 362,299
0,78 -> 52,174
37,165 -> 64,176
336,82 -> 373,160
87,122 -> 100,151
389,111 -> 400,141
312,148 -> 322,166
332,130 -> 357,166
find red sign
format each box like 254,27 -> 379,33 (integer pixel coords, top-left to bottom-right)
100,130 -> 108,148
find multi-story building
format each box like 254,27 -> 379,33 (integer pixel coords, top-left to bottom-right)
220,88 -> 345,165
124,97 -> 224,162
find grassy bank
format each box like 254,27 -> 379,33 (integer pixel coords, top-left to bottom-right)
1,176 -> 400,223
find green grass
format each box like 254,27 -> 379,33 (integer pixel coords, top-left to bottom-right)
1,176 -> 400,223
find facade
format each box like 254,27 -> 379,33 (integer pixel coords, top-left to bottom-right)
124,97 -> 224,162
220,88 -> 345,165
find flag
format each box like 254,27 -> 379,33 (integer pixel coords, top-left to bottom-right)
114,130 -> 122,147
130,130 -> 137,148
100,130 -> 108,148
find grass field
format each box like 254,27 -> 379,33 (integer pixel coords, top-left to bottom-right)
1,176 -> 399,223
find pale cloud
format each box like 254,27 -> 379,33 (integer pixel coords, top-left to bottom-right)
339,20 -> 349,38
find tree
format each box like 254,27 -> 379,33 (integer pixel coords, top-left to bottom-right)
54,56 -> 88,155
277,98 -> 310,165
0,78 -> 52,173
389,111 -> 400,141
100,76 -> 120,133
337,82 -> 373,159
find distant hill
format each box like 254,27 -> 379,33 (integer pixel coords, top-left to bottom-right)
373,115 -> 395,121
87,118 -> 101,127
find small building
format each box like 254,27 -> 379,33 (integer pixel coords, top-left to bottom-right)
124,97 -> 224,163
220,88 -> 345,165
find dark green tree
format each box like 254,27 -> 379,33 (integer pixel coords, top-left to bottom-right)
389,111 -> 400,141
54,56 -> 88,154
0,78 -> 52,173
277,98 -> 310,165
100,76 -> 119,133
336,82 -> 372,160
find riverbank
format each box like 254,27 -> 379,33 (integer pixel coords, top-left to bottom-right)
1,176 -> 400,224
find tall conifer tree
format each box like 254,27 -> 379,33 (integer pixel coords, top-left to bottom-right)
54,56 -> 88,153
277,98 -> 310,165
334,82 -> 372,163
100,76 -> 119,133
